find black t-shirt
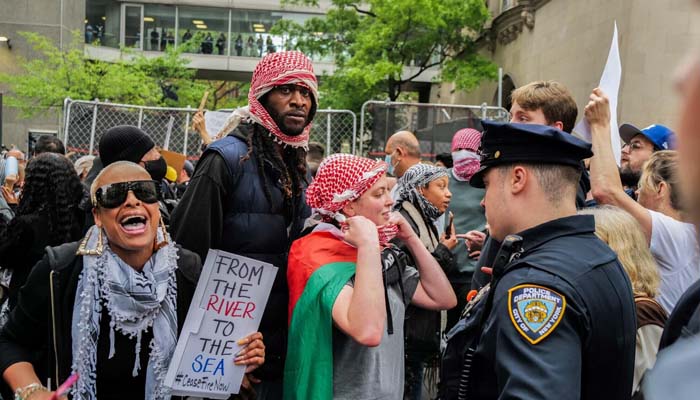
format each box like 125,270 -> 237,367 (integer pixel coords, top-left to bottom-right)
95,308 -> 153,400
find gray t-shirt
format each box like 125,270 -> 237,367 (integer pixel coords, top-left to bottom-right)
332,263 -> 420,399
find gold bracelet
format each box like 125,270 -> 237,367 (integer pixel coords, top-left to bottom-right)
14,382 -> 48,400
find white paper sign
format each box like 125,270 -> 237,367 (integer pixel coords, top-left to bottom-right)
204,111 -> 233,139
165,250 -> 278,399
574,21 -> 623,166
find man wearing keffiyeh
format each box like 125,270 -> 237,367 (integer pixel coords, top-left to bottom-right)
170,51 -> 318,399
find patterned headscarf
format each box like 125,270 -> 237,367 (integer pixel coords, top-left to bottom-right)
307,154 -> 387,216
451,128 -> 482,152
451,128 -> 483,182
306,154 -> 398,246
214,51 -> 318,149
395,163 -> 448,221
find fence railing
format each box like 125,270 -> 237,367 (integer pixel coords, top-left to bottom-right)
61,98 -> 508,161
62,99 -> 358,159
62,99 -> 201,158
359,100 -> 510,159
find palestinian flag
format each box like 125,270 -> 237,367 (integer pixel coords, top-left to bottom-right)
283,230 -> 358,400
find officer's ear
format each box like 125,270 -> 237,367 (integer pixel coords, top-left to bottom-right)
510,165 -> 528,195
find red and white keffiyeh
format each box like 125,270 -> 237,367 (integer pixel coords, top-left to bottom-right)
307,154 -> 387,213
451,128 -> 482,152
306,154 -> 398,246
215,51 -> 319,148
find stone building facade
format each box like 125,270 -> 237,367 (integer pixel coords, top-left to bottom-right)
433,0 -> 700,131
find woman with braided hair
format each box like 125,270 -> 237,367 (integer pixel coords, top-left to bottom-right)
0,152 -> 86,312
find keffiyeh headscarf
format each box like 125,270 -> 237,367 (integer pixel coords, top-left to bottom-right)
451,128 -> 482,182
215,51 -> 318,149
395,163 -> 448,221
71,225 -> 178,400
306,154 -> 398,246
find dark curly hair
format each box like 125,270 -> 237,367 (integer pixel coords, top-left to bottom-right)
17,153 -> 84,245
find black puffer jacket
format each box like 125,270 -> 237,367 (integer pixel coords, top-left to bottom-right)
170,123 -> 310,380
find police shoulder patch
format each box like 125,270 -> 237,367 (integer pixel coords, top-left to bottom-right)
508,284 -> 566,345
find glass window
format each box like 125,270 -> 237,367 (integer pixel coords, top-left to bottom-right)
144,4 -> 175,51
230,10 -> 320,58
178,6 -> 229,55
123,4 -> 143,49
85,0 -> 120,48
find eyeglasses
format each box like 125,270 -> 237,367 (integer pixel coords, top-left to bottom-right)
93,180 -> 160,208
273,84 -> 311,98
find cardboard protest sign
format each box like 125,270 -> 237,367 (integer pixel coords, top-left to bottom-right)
165,250 -> 277,398
159,149 -> 187,179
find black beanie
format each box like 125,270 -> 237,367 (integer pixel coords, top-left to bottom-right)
99,125 -> 155,167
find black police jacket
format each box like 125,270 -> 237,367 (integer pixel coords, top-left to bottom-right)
441,215 -> 636,400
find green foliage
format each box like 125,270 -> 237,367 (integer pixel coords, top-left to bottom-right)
0,31 -> 161,117
272,0 -> 498,111
0,31 -> 247,117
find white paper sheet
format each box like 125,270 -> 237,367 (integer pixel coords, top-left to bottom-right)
573,21 -> 622,166
204,111 -> 233,139
165,250 -> 278,399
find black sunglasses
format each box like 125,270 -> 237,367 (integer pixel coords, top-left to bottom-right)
93,180 -> 160,209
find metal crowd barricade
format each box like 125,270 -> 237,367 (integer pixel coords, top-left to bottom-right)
62,99 -> 359,160
358,100 -> 510,159
62,99 -> 201,159
309,109 -> 357,155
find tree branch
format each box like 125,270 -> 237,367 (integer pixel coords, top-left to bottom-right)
349,3 -> 377,17
397,59 -> 443,85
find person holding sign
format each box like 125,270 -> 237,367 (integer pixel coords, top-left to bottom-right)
586,88 -> 699,314
171,50 -> 317,399
284,154 -> 457,400
0,161 -> 264,400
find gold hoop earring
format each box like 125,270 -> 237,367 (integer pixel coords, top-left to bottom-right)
153,217 -> 169,251
76,227 -> 104,256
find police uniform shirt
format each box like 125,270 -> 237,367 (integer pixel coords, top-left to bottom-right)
469,215 -> 636,400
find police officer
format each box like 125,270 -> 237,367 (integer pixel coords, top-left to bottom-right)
440,121 -> 636,400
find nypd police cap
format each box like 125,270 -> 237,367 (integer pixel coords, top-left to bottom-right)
469,120 -> 594,188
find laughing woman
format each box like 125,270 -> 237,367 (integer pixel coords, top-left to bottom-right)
0,161 -> 264,400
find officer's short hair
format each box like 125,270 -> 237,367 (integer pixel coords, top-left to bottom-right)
511,81 -> 578,133
497,163 -> 581,204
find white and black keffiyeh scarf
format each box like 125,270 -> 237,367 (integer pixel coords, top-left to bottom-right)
395,163 -> 448,221
71,225 -> 178,400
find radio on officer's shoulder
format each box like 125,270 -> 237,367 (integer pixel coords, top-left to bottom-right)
491,234 -> 523,279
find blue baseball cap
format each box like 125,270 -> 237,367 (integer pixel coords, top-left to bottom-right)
619,123 -> 676,150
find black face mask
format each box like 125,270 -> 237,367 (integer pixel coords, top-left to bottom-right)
143,157 -> 167,182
